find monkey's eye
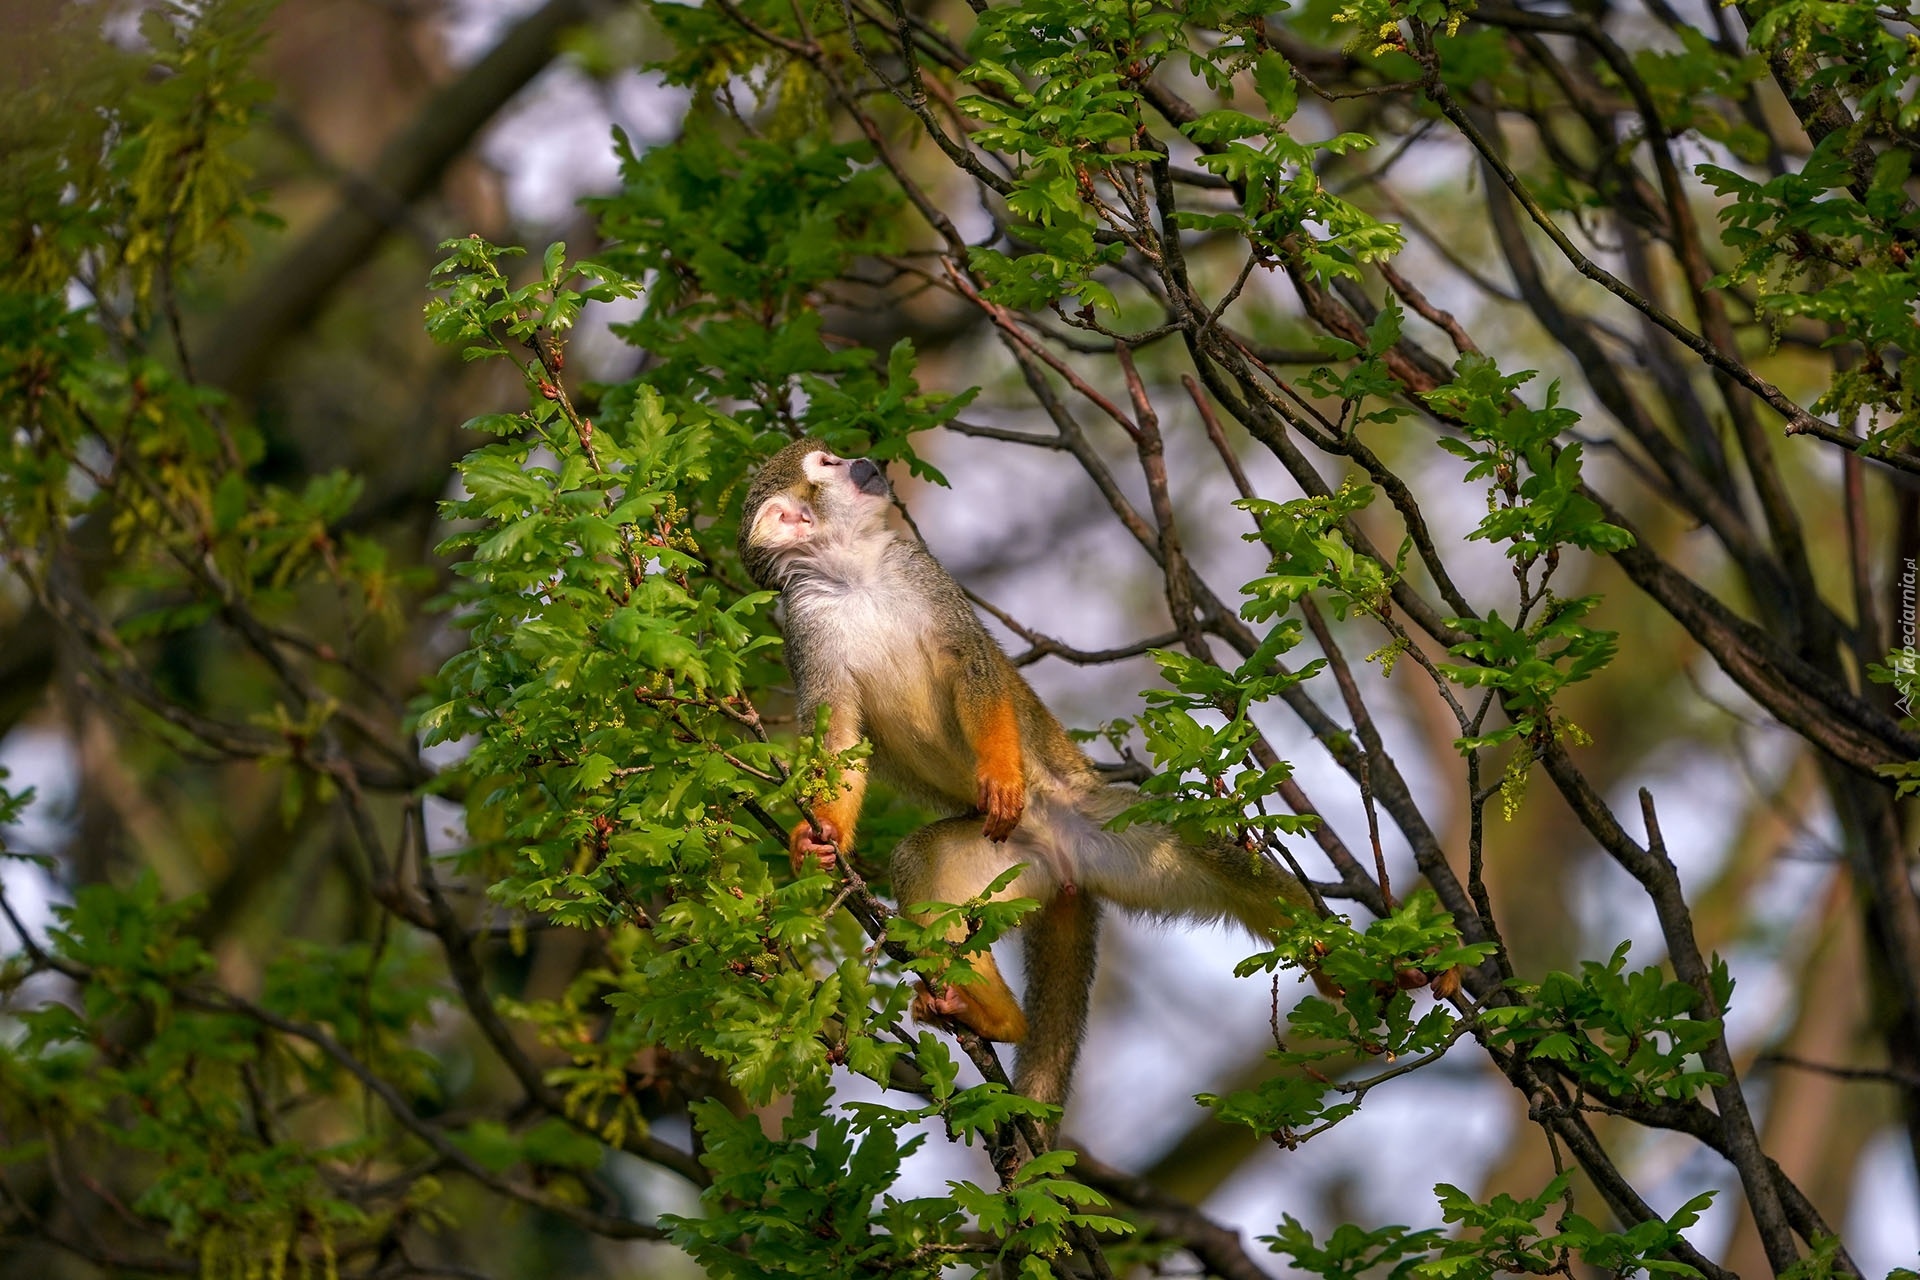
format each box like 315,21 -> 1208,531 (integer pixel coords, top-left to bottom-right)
819,457 -> 843,467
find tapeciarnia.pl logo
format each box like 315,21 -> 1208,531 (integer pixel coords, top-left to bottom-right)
1899,558 -> 1917,719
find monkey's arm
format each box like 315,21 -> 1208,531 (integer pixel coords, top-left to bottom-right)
956,662 -> 1026,842
791,690 -> 868,874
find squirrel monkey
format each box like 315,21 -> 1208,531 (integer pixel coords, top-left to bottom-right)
739,438 -> 1313,1112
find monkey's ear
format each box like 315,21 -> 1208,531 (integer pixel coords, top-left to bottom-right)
748,492 -> 814,552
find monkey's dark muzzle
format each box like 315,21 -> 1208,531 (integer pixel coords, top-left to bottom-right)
850,458 -> 889,497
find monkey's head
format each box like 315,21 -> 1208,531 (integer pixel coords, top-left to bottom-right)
738,437 -> 893,587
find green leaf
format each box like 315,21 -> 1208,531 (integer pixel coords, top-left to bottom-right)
1253,52 -> 1298,123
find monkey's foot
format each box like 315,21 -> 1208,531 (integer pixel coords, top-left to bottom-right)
912,981 -> 1027,1043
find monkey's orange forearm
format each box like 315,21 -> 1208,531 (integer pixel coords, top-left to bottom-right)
972,694 -> 1025,842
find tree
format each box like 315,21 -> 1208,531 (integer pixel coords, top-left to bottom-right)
2,0 -> 1918,1275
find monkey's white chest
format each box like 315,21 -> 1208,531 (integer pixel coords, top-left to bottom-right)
805,587 -> 938,685
785,567 -> 968,797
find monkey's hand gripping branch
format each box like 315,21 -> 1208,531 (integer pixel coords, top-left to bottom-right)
789,813 -> 846,876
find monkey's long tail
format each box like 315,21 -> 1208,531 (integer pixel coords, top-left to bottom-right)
1074,782 -> 1314,935
1009,888 -> 1101,1130
1005,782 -> 1314,1128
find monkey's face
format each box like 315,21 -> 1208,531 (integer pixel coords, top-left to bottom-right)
739,438 -> 893,587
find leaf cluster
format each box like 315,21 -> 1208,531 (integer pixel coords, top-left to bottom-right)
1479,942 -> 1733,1104
1268,1170 -> 1712,1280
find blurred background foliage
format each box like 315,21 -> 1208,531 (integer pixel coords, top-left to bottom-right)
2,0 -> 1919,1275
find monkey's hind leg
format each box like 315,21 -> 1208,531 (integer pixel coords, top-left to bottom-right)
890,817 -> 1038,1044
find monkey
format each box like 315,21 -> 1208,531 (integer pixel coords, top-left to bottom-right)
738,436 -> 1315,1116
